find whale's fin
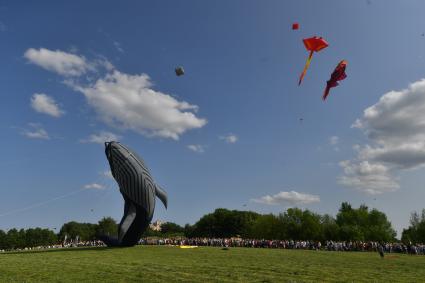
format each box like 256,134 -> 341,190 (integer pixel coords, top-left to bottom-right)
155,184 -> 168,209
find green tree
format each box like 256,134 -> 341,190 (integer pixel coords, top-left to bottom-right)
250,214 -> 283,239
320,214 -> 339,241
280,208 -> 303,240
401,209 -> 425,243
160,222 -> 184,236
0,230 -> 7,250
191,209 -> 260,237
184,224 -> 195,238
59,221 -> 97,241
336,202 -> 396,241
96,217 -> 118,237
365,209 -> 396,242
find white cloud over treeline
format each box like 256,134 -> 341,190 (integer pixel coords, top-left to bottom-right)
251,191 -> 320,206
340,79 -> 425,194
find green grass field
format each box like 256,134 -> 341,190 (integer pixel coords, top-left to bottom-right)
1,246 -> 424,282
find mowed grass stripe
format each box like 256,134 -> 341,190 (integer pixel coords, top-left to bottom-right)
1,246 -> 424,282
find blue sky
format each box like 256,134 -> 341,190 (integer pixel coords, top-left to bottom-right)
1,0 -> 425,237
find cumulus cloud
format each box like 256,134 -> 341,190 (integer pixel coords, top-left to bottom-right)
73,71 -> 206,140
338,160 -> 399,195
187,144 -> 205,153
80,131 -> 121,144
84,183 -> 105,190
220,134 -> 238,144
25,48 -> 206,140
24,48 -> 92,76
251,191 -> 320,206
340,79 -> 425,194
30,93 -> 64,117
22,123 -> 50,140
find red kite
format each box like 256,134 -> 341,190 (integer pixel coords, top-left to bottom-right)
323,60 -> 347,101
298,36 -> 328,85
292,23 -> 299,30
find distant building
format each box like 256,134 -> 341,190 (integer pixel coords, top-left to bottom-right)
150,220 -> 163,231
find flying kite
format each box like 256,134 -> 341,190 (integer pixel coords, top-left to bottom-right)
175,66 -> 184,76
292,23 -> 299,30
100,141 -> 168,247
322,60 -> 347,101
298,36 -> 328,85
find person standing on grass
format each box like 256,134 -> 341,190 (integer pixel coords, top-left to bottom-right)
378,243 -> 385,258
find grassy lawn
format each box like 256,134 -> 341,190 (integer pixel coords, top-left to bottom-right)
0,246 -> 424,282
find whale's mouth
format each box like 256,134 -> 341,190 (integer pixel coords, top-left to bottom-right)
105,142 -> 112,161
105,141 -> 116,178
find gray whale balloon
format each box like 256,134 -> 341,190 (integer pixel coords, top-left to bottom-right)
100,141 -> 167,247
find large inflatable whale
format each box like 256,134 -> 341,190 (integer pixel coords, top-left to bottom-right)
100,141 -> 167,247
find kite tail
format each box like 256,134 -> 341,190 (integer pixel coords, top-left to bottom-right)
322,85 -> 331,101
298,51 -> 314,85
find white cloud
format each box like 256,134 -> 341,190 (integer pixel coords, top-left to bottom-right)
84,183 -> 105,190
338,160 -> 399,195
329,136 -> 340,151
98,29 -> 125,54
25,48 -> 206,140
101,170 -> 114,179
220,134 -> 238,144
22,123 -> 50,140
187,144 -> 205,153
329,136 -> 339,145
113,41 -> 124,53
80,131 -> 121,144
74,71 -> 206,140
251,191 -> 320,206
30,93 -> 64,117
24,48 -> 92,76
68,46 -> 79,54
340,79 -> 425,194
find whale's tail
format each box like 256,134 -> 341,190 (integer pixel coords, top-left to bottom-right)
155,185 -> 168,209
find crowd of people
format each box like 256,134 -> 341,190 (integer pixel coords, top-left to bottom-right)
0,240 -> 105,252
2,237 -> 424,255
60,240 -> 105,248
140,237 -> 425,255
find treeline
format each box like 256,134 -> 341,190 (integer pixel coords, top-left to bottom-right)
142,202 -> 402,242
0,217 -> 118,250
0,228 -> 57,250
58,217 -> 117,241
184,203 -> 397,242
2,203 -> 425,250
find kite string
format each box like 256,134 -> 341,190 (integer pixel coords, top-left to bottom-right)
89,178 -> 118,211
0,173 -> 115,218
0,188 -> 87,217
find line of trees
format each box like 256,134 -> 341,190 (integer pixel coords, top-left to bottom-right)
183,203 -> 397,242
0,217 -> 118,250
1,203 -> 425,250
0,228 -> 57,250
58,217 -> 118,241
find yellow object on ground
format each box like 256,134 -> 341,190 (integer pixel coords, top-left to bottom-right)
179,245 -> 198,249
